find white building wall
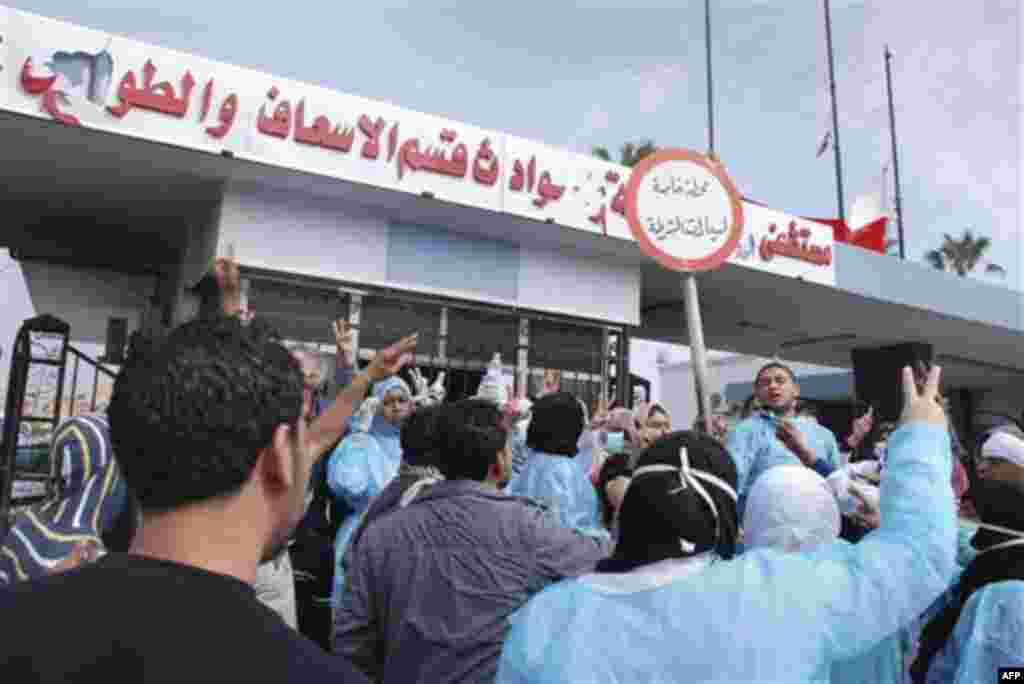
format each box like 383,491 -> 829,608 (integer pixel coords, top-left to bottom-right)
218,184 -> 390,285
18,261 -> 155,345
517,245 -> 641,326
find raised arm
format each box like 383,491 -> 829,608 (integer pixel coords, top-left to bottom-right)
210,251 -> 417,465
307,334 -> 417,462
790,366 -> 957,662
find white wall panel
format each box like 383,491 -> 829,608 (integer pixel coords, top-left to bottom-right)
517,245 -> 640,326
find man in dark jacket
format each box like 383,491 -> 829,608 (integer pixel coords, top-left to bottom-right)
333,399 -> 611,684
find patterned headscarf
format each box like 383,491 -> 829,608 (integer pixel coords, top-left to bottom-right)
0,414 -> 128,584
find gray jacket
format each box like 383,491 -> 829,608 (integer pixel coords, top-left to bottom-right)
332,479 -> 611,684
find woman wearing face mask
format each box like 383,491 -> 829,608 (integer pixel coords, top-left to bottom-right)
637,403 -> 672,449
327,376 -> 413,607
592,409 -> 642,535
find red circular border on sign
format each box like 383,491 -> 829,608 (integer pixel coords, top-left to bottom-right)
624,148 -> 745,273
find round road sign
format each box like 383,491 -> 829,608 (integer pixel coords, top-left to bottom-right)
624,148 -> 744,272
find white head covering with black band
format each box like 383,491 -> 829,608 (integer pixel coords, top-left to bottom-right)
598,431 -> 739,572
633,447 -> 738,554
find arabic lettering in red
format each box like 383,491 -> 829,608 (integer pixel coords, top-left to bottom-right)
206,93 -> 238,139
758,221 -> 832,266
388,123 -> 400,163
397,130 -> 469,181
610,184 -> 627,217
257,86 -> 291,139
510,159 -> 525,191
20,58 -> 57,94
473,138 -> 500,187
533,171 -> 566,208
200,80 -> 214,122
19,57 -> 81,127
42,89 -> 80,127
108,60 -> 196,119
359,115 -> 387,160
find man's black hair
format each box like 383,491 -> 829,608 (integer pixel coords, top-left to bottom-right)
400,404 -> 443,469
527,392 -> 585,457
434,399 -> 508,481
755,362 -> 796,385
108,315 -> 304,513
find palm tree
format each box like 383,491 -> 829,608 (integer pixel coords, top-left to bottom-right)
593,141 -> 658,167
924,230 -> 1004,277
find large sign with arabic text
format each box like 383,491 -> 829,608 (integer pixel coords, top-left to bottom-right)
0,7 -> 833,287
625,149 -> 743,273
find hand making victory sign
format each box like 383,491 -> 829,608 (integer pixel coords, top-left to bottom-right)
900,363 -> 946,428
207,243 -> 419,464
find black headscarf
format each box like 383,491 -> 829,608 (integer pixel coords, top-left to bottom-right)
597,431 -> 739,573
910,477 -> 1024,683
527,392 -> 584,457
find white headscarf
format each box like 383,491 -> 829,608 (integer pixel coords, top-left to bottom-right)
982,431 -> 1024,467
743,465 -> 841,552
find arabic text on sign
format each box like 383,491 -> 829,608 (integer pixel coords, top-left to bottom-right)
108,60 -> 196,119
758,221 -> 833,266
644,215 -> 730,242
649,175 -> 711,199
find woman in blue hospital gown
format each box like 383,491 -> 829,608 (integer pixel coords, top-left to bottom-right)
496,367 -> 957,683
327,376 -> 412,607
507,393 -> 608,541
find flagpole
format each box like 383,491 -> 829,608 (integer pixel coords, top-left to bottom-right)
824,0 -> 846,223
705,0 -> 716,156
884,45 -> 906,260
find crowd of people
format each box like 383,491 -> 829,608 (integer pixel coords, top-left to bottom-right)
0,253 -> 1021,683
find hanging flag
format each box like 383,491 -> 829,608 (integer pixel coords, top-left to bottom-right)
846,163 -> 890,254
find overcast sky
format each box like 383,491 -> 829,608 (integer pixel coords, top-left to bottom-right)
2,1 -> 1020,396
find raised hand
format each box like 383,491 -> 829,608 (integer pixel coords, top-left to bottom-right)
356,397 -> 381,433
409,368 -> 429,397
213,243 -> 241,297
429,371 -> 447,402
332,320 -> 356,365
367,333 -> 418,382
900,365 -> 945,427
206,243 -> 244,318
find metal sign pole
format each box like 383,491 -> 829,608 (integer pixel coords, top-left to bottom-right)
683,273 -> 713,435
623,148 -> 743,438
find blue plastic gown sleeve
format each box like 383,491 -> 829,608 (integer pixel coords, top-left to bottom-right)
725,421 -> 756,497
807,423 -> 957,662
925,580 -> 1024,683
823,429 -> 841,470
327,434 -> 378,509
830,629 -> 909,684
